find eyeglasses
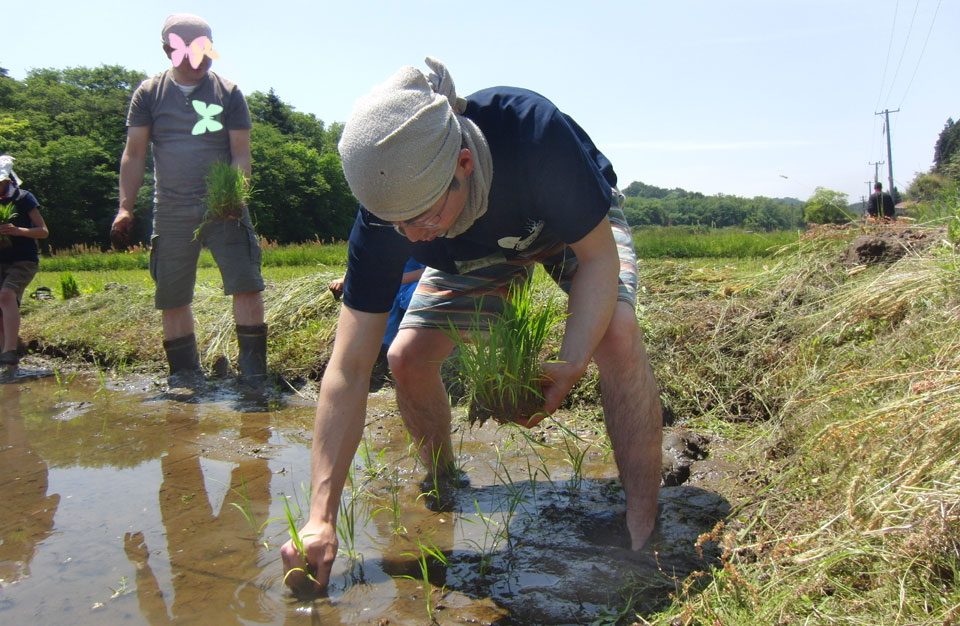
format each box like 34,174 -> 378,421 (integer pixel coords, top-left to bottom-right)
369,184 -> 453,236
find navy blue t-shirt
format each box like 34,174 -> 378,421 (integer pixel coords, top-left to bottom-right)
344,87 -> 617,313
0,189 -> 40,264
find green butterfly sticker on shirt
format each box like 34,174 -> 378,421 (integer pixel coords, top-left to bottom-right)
192,100 -> 223,135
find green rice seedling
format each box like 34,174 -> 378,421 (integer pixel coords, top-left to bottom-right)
337,468 -> 368,563
107,576 -> 132,599
194,161 -> 250,239
281,495 -> 321,587
0,202 -> 17,247
228,475 -> 273,547
462,499 -> 508,578
515,427 -> 556,493
399,536 -> 448,623
492,444 -> 529,525
448,280 -> 566,426
53,367 -> 76,397
59,272 -> 80,299
373,469 -> 407,535
357,436 -> 389,481
552,420 -> 591,490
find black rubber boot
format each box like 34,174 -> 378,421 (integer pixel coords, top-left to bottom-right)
163,333 -> 204,389
236,323 -> 268,386
0,350 -> 18,371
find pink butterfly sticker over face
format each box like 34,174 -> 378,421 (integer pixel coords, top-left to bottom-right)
189,36 -> 219,67
168,33 -> 219,69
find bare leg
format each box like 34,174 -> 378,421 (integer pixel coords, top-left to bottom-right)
0,289 -> 19,353
388,327 -> 458,475
161,305 -> 195,341
232,291 -> 264,326
593,301 -> 662,550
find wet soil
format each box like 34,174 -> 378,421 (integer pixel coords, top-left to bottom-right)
0,358 -> 732,625
842,226 -> 940,265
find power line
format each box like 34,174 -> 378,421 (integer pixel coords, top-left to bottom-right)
874,0 -> 901,113
898,0 -> 943,108
882,0 -> 921,106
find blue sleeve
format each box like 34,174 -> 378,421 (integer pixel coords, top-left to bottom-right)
343,208 -> 412,313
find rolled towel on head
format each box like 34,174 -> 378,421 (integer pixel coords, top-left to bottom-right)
338,57 -> 493,238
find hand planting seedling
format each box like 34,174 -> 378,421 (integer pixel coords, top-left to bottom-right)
449,280 -> 565,426
194,161 -> 250,239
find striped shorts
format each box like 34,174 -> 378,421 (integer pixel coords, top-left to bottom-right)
401,194 -> 638,333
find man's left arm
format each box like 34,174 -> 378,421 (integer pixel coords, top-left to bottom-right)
533,219 -> 619,421
229,129 -> 252,179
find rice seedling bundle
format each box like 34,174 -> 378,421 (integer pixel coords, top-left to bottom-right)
195,161 -> 250,239
450,280 -> 566,426
0,202 -> 17,247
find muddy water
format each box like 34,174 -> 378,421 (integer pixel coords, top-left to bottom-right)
0,368 -> 728,625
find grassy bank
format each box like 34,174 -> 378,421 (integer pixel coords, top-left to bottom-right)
634,222 -> 960,624
16,222 -> 960,623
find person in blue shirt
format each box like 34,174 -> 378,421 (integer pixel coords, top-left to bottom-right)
328,256 -> 425,354
0,156 -> 49,371
282,59 -> 662,593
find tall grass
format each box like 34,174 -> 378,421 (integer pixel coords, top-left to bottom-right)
34,227 -> 792,273
38,239 -> 349,273
633,226 -> 800,258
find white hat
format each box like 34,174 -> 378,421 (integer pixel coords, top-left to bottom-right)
0,155 -> 21,186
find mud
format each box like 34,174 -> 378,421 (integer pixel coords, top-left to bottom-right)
842,227 -> 940,265
0,361 -> 731,625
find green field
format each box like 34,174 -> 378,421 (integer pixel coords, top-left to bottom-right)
17,222 -> 960,624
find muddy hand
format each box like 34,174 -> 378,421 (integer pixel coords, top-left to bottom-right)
110,209 -> 133,249
280,521 -> 338,597
531,360 -> 586,424
328,278 -> 344,301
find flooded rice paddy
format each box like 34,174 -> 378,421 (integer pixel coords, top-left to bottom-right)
0,363 -> 728,625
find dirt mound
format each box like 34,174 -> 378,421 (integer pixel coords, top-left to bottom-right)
842,227 -> 940,265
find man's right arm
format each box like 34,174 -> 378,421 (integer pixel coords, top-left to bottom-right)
280,304 -> 388,595
111,125 -> 150,247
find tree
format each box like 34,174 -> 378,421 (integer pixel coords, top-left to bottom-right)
249,124 -> 355,243
934,118 -> 960,179
804,187 -> 852,224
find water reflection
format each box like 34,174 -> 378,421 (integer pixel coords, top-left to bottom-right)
122,407 -> 273,624
0,384 -> 60,586
0,376 -> 729,625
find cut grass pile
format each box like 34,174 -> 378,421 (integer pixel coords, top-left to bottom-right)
633,221 -> 960,624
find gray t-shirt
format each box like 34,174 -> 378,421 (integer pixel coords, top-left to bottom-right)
127,69 -> 252,207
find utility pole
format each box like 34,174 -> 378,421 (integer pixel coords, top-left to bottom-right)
868,161 -> 884,185
875,109 -> 899,198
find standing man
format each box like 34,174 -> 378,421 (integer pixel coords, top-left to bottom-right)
281,58 -> 662,593
110,14 -> 267,387
866,182 -> 895,220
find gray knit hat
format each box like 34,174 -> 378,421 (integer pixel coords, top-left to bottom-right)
338,64 -> 462,222
161,14 -> 212,45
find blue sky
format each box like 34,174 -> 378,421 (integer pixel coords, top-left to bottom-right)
4,0 -> 957,203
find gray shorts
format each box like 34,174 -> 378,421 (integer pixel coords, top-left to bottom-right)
401,196 -> 638,333
150,203 -> 265,310
0,260 -> 39,305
